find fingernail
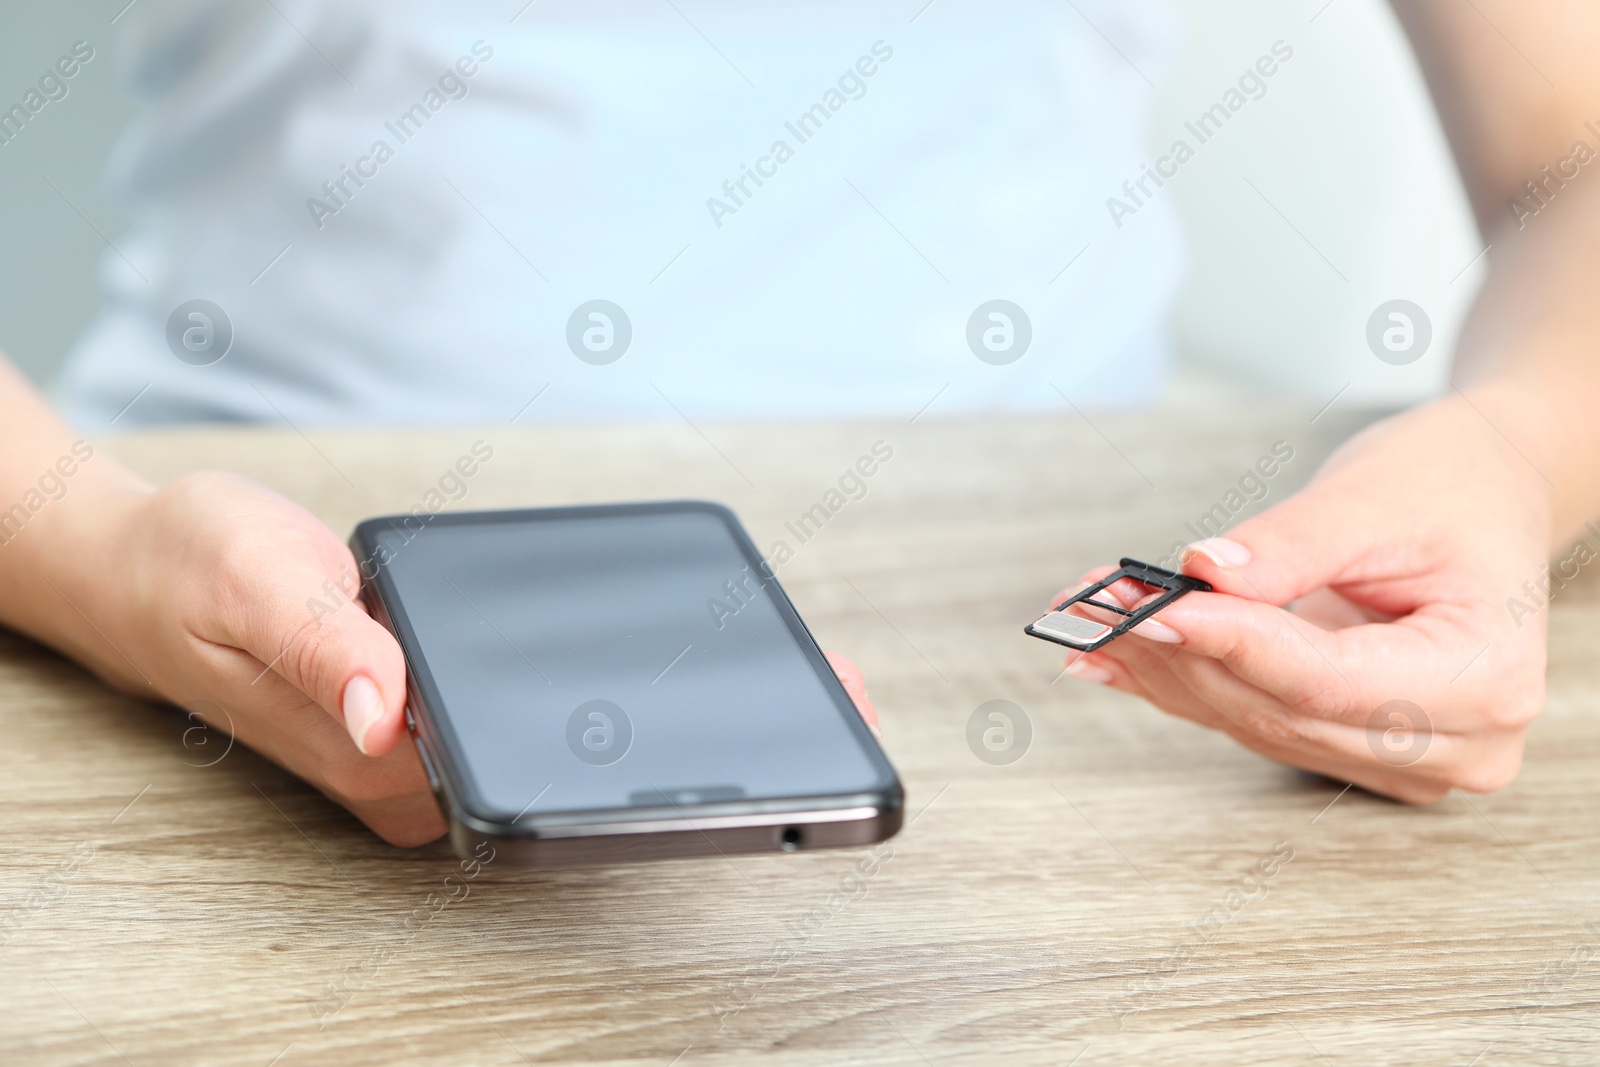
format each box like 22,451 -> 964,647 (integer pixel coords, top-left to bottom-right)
1181,537 -> 1252,569
342,675 -> 385,755
867,721 -> 883,740
1064,659 -> 1114,684
1132,617 -> 1184,644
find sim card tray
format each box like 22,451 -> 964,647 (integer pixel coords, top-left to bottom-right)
1025,557 -> 1211,653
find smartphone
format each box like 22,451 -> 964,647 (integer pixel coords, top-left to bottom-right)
350,501 -> 903,867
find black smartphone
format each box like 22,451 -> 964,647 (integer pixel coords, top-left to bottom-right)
350,501 -> 903,867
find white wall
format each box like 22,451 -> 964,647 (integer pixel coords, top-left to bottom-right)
1153,0 -> 1483,407
0,4 -> 137,384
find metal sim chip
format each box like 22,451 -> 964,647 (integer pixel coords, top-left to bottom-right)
1030,611 -> 1113,645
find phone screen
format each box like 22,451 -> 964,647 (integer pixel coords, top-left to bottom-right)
368,504 -> 892,820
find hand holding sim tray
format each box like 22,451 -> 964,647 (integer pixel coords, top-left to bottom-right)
1025,558 -> 1211,653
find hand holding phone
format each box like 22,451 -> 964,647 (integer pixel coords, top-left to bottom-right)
19,466 -> 885,851
2,469 -> 448,845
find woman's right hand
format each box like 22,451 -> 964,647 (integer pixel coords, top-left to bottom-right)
20,467 -> 883,845
30,469 -> 447,845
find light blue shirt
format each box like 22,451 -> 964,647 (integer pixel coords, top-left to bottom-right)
57,0 -> 1185,427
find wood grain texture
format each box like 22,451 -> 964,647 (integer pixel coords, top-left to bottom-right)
2,410 -> 1598,1066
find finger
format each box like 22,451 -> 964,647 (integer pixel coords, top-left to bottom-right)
1109,588 -> 1505,729
216,548 -> 410,758
1080,638 -> 1230,731
824,651 -> 879,735
1215,722 -> 1451,804
1082,622 -> 1462,799
1049,556 -> 1486,729
1143,642 -> 1506,789
1175,484 -> 1378,606
1100,605 -> 1530,794
175,654 -> 444,844
1060,650 -> 1140,696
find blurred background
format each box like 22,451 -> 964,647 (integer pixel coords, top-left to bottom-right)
0,0 -> 1479,409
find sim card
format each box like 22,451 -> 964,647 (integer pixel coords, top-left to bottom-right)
1025,558 -> 1211,653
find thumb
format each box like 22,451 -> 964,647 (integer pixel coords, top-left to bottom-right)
1177,487 -> 1370,606
232,565 -> 410,758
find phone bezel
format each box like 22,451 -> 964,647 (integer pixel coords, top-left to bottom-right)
350,500 -> 903,861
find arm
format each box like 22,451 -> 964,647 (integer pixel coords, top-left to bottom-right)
1056,1 -> 1600,800
0,357 -> 150,665
0,355 -> 442,843
1392,0 -> 1600,541
0,357 -> 879,841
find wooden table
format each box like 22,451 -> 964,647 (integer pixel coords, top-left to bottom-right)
3,410 -> 1598,1066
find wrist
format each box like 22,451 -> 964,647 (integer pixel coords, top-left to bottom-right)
1451,374 -> 1597,548
0,455 -> 155,664
1326,391 -> 1555,566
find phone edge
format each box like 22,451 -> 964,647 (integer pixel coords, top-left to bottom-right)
348,503 -> 905,867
